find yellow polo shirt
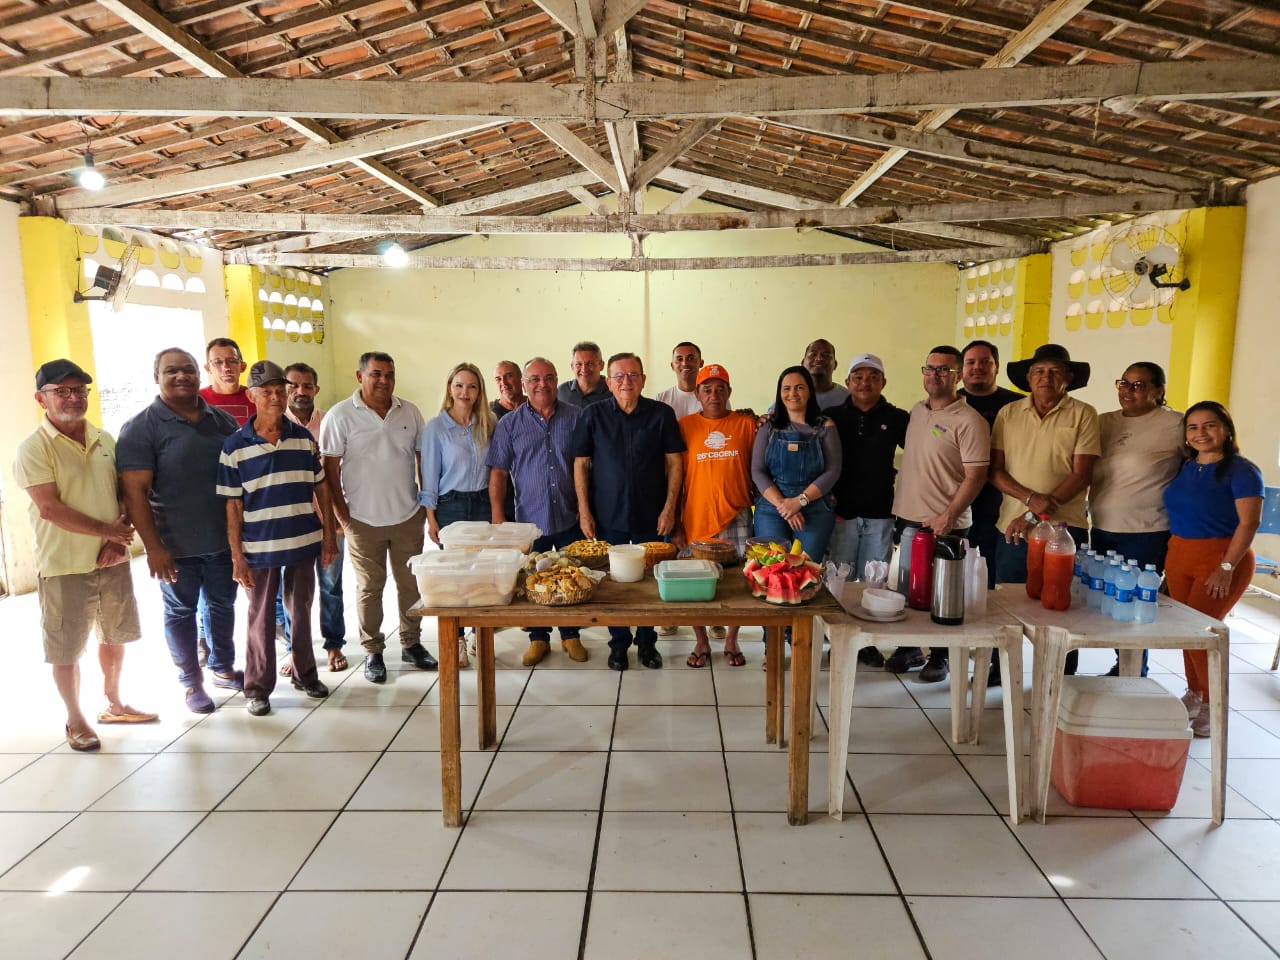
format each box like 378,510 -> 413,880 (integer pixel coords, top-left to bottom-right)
991,394 -> 1100,530
14,417 -> 121,577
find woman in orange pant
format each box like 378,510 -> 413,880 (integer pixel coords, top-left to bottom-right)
1162,401 -> 1263,736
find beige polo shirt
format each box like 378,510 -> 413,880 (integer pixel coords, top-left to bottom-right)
992,394 -> 1101,530
14,417 -> 121,577
892,397 -> 990,529
1089,406 -> 1184,533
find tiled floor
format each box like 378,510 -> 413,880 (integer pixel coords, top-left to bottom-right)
1,560 -> 1279,959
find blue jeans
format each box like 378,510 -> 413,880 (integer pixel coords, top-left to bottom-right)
159,549 -> 238,688
279,532 -> 346,652
1090,528 -> 1170,676
436,490 -> 491,639
753,496 -> 837,562
996,525 -> 1087,675
527,526 -> 583,643
599,526 -> 659,653
829,516 -> 894,579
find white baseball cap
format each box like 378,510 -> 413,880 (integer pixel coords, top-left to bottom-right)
847,353 -> 885,376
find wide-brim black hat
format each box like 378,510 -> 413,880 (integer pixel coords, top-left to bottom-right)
1006,343 -> 1090,393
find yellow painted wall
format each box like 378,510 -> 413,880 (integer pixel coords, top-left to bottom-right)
326,189 -> 961,414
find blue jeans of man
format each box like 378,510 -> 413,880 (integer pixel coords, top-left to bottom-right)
752,496 -> 837,562
997,525 -> 1087,675
159,549 -> 238,688
599,526 -> 659,654
527,526 -> 583,643
279,532 -> 346,653
1090,528 -> 1170,677
829,516 -> 894,580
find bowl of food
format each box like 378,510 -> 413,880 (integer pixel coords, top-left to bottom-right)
690,538 -> 739,566
525,565 -> 598,605
562,538 -> 611,570
641,541 -> 678,568
742,543 -> 825,605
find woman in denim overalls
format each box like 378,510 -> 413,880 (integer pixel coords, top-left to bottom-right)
750,366 -> 842,560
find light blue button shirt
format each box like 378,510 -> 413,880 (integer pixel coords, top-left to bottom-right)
418,410 -> 490,509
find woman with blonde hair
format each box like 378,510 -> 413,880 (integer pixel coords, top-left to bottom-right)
420,362 -> 497,667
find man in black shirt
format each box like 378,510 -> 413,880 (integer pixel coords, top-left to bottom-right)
825,353 -> 909,667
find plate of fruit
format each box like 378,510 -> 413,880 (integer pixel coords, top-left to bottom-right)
743,540 -> 825,605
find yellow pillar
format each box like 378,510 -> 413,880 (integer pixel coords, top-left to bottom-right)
1013,252 -> 1051,360
1167,206 -> 1246,412
18,217 -> 103,425
223,264 -> 267,367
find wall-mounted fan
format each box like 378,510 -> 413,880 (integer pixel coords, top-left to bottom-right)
74,241 -> 141,310
1101,224 -> 1190,308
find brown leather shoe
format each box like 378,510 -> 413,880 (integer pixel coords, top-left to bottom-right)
561,637 -> 589,662
522,640 -> 550,667
66,724 -> 100,752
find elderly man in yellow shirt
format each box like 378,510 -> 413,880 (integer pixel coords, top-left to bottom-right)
14,359 -> 156,751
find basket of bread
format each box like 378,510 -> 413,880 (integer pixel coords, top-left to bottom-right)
562,538 -> 611,570
525,564 -> 599,606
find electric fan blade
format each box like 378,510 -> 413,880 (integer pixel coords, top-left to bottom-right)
1131,275 -> 1156,305
1145,243 -> 1178,268
1108,240 -> 1138,272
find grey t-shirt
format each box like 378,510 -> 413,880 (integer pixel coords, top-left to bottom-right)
116,397 -> 238,558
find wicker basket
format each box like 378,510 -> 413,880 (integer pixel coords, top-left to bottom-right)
525,579 -> 596,606
562,540 -> 610,570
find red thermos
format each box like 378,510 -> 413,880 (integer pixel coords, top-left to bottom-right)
907,527 -> 935,610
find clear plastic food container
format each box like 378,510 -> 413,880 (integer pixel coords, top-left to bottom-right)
437,521 -> 541,553
410,548 -> 524,607
653,559 -> 721,601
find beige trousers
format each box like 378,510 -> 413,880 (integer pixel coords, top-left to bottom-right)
344,508 -> 426,653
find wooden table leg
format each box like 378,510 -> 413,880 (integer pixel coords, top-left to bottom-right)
810,615 -> 824,730
949,644 -> 968,744
438,615 -> 463,828
765,625 -> 780,745
787,615 -> 813,825
968,647 -> 993,746
826,622 -> 860,820
476,626 -> 496,750
1001,626 -> 1026,825
1208,627 -> 1229,826
1031,626 -> 1069,823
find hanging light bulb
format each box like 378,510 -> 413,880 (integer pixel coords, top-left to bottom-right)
78,152 -> 105,191
382,240 -> 409,268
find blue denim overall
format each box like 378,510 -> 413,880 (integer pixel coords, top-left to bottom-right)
753,420 -> 836,560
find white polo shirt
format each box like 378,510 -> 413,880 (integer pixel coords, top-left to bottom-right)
320,389 -> 424,527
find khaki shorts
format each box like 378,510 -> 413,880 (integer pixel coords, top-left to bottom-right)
38,564 -> 142,665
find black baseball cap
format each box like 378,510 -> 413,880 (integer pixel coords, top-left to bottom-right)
35,359 -> 93,389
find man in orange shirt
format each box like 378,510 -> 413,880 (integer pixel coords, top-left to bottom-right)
674,364 -> 757,667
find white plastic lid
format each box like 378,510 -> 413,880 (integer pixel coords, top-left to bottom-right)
654,559 -> 719,580
1056,677 -> 1192,740
437,521 -> 541,549
409,548 -> 523,572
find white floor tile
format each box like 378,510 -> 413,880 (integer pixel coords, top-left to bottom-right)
163,709 -> 307,753
847,707 -> 950,754
68,892 -> 273,960
500,704 -> 615,751
612,705 -> 721,750
711,668 -> 771,707
619,669 -> 717,705
0,753 -> 38,782
275,704 -> 412,752
89,752 -> 265,811
522,668 -> 619,705
959,755 -> 1130,820
219,751 -> 378,810
922,706 -> 1015,756
139,811 -> 335,891
0,810 -> 201,892
388,704 -> 515,751
718,707 -> 780,752
736,812 -> 894,894
594,811 -> 741,891
1069,898 -> 1276,960
1188,716 -> 1280,759
584,891 -> 750,960
1230,901 -> 1280,953
1013,817 -> 1214,898
606,751 -> 730,811
443,811 -> 596,890
347,751 -> 489,811
850,754 -> 994,814
0,811 -> 75,874
49,716 -> 204,755
873,814 -> 1054,897
842,672 -> 921,709
1241,709 -> 1280,738
0,754 -> 150,811
751,893 -> 925,960
725,751 -> 855,814
475,751 -> 607,811
0,891 -> 124,960
420,668 -> 529,706
1218,673 -> 1280,711
908,896 -> 1103,960
239,890 -> 429,959
1222,758 -> 1280,817
291,811 -> 457,890
413,891 -> 585,959
1143,817 -> 1280,900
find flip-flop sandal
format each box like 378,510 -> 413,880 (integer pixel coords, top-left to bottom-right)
686,650 -> 711,668
329,652 -> 349,672
725,650 -> 747,667
279,657 -> 293,678
97,707 -> 159,724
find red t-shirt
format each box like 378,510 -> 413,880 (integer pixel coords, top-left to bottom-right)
199,385 -> 253,425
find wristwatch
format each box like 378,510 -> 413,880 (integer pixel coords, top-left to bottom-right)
1220,561 -> 1234,572
797,493 -> 810,507
1023,510 -> 1037,523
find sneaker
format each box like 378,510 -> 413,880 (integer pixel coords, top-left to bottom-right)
1190,706 -> 1211,738
185,686 -> 215,714
657,625 -> 679,636
708,626 -> 727,640
919,651 -> 949,683
884,647 -> 926,674
857,645 -> 886,668
1181,689 -> 1203,720
209,669 -> 244,691
457,637 -> 470,669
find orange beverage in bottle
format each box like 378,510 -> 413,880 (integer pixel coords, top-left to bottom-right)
1041,547 -> 1075,610
1024,514 -> 1053,599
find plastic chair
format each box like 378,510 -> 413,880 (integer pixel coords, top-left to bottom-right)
1241,485 -> 1280,669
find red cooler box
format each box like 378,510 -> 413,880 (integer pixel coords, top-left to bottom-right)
1050,676 -> 1192,811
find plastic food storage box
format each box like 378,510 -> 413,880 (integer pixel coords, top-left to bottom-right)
653,559 -> 720,601
410,549 -> 524,607
438,521 -> 541,553
1050,676 -> 1192,811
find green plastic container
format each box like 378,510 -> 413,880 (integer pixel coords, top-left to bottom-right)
654,559 -> 720,601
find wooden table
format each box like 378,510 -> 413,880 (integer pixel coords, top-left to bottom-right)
411,574 -> 851,827
817,582 -> 1026,824
996,589 -> 1230,824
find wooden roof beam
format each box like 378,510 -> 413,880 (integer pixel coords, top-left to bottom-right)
533,120 -> 622,192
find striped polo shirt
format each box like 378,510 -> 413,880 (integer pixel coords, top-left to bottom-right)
217,416 -> 324,568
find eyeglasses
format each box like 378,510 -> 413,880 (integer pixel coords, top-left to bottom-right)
208,358 -> 242,368
922,365 -> 957,376
610,372 -> 642,383
523,375 -> 555,384
41,386 -> 91,399
1115,379 -> 1150,392
286,380 -> 318,391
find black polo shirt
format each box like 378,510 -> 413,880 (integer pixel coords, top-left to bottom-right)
824,396 -> 909,520
571,396 -> 685,534
959,386 -> 1023,525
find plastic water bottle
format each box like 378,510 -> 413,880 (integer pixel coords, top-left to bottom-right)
1075,549 -> 1094,600
1112,563 -> 1137,622
1087,552 -> 1106,610
1101,557 -> 1121,618
972,555 -> 988,615
1134,563 -> 1161,624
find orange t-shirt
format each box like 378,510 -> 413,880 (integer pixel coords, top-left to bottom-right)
679,411 -> 758,542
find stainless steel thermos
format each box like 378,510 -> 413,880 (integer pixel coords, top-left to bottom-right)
930,534 -> 966,625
